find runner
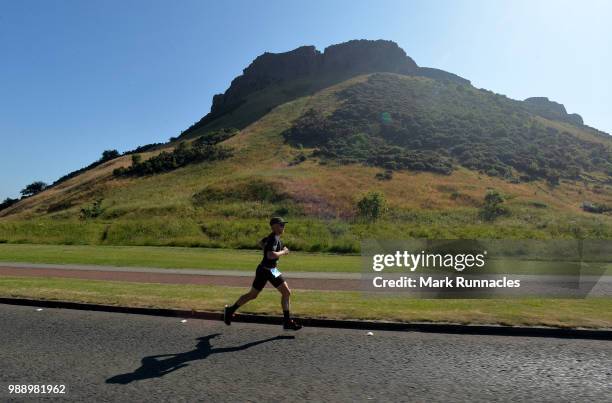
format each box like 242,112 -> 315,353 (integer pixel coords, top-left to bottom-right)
224,217 -> 302,330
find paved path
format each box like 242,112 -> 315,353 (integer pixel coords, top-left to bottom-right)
0,262 -> 360,290
0,262 -> 361,278
1,303 -> 611,402
1,262 -> 611,295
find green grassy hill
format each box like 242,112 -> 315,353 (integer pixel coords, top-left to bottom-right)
1,41 -> 611,252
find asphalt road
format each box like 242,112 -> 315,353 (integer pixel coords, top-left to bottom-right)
1,304 -> 611,402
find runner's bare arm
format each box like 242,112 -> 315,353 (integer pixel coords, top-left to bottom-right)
267,247 -> 289,259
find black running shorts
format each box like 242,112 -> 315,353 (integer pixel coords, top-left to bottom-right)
252,265 -> 285,290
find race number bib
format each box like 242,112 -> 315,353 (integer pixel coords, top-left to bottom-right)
270,267 -> 282,278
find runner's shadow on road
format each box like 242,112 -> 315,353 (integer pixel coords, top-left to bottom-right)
106,333 -> 294,384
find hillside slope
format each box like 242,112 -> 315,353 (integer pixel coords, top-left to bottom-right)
1,41 -> 611,251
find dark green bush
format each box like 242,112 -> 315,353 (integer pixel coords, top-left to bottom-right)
375,170 -> 393,180
193,179 -> 288,205
115,142 -> 232,177
0,197 -> 19,211
284,74 -> 611,180
80,199 -> 104,220
529,201 -> 548,209
47,200 -> 74,213
357,191 -> 388,222
193,128 -> 238,146
101,150 -> 120,160
20,181 -> 47,197
582,201 -> 611,214
123,142 -> 164,155
480,190 -> 509,221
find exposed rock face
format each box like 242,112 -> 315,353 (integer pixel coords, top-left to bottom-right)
189,40 -> 470,133
210,45 -> 321,116
321,39 -> 418,75
209,40 -> 421,117
523,97 -> 583,126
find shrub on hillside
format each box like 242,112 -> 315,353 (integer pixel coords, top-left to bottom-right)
20,181 -> 47,197
357,191 -> 388,222
375,170 -> 393,180
114,141 -> 232,177
123,142 -> 164,155
529,200 -> 548,209
47,200 -> 74,213
582,201 -> 611,214
80,199 -> 104,220
0,197 -> 19,211
480,190 -> 509,221
193,179 -> 288,205
546,170 -> 561,186
284,74 -> 611,180
193,128 -> 239,146
101,150 -> 120,160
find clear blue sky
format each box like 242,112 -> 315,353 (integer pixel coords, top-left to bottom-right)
1,0 -> 610,200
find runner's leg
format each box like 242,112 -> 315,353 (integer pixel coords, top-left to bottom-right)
228,266 -> 266,316
233,287 -> 260,309
277,282 -> 302,330
277,282 -> 291,320
224,287 -> 260,325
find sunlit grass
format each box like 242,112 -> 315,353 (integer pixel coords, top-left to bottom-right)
0,243 -> 361,272
1,276 -> 610,328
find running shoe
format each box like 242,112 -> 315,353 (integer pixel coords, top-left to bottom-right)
223,305 -> 234,326
283,319 -> 303,331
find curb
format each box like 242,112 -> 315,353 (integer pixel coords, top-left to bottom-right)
1,297 -> 611,340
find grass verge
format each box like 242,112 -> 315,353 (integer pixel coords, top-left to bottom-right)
0,243 -> 361,272
1,276 -> 610,329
